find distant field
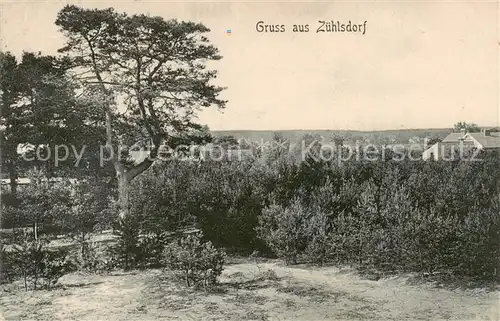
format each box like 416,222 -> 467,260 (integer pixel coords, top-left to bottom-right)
212,128 -> 451,144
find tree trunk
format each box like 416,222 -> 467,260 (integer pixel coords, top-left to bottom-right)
117,173 -> 130,220
23,271 -> 28,292
81,231 -> 86,258
9,168 -> 18,195
113,150 -> 157,220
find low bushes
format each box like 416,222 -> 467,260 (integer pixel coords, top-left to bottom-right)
72,239 -> 114,274
0,178 -> 113,286
256,179 -> 500,280
108,215 -> 142,271
4,230 -> 75,290
108,215 -> 168,271
164,233 -> 226,289
256,200 -> 328,265
453,201 -> 500,278
124,145 -> 500,281
2,139 -> 500,286
0,243 -> 13,284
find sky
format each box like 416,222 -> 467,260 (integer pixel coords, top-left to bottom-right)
1,0 -> 499,131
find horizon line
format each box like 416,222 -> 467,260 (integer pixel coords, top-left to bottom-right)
210,126 -> 497,133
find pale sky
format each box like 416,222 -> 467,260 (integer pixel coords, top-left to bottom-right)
1,0 -> 499,131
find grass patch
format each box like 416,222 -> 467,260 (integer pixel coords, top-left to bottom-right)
226,292 -> 268,305
277,282 -> 347,303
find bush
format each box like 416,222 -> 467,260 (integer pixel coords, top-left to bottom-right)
67,147 -> 500,281
41,247 -> 75,289
0,182 -> 72,234
6,229 -> 74,290
135,232 -> 168,269
129,161 -> 196,234
303,210 -> 329,266
72,239 -> 114,274
164,233 -> 226,289
16,178 -> 73,236
395,210 -> 460,274
0,243 -> 14,284
109,215 -> 141,271
256,199 -> 328,265
59,179 -> 113,248
108,213 -> 170,271
186,160 -> 268,254
453,201 -> 500,279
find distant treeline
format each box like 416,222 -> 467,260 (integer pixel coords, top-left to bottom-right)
212,128 -> 452,144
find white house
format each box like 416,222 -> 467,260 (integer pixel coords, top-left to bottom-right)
1,177 -> 78,193
422,128 -> 500,161
462,129 -> 500,150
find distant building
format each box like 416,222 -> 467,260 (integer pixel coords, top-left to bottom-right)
422,128 -> 500,161
462,128 -> 500,150
198,143 -> 254,161
130,144 -> 254,162
0,177 -> 32,190
1,177 -> 78,193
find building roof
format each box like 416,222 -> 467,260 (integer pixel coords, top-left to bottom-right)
1,178 -> 31,185
441,132 -> 465,143
1,178 -> 77,185
467,132 -> 500,149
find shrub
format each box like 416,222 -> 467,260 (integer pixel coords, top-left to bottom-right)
0,243 -> 15,284
109,215 -> 141,270
1,203 -> 24,230
0,181 -> 72,235
395,210 -> 460,274
129,161 -> 196,234
258,268 -> 279,281
302,210 -> 329,266
58,179 -> 113,250
256,199 -> 312,265
40,247 -> 75,289
164,233 -> 226,289
72,239 -> 113,274
109,214 -> 170,271
186,160 -> 268,254
453,201 -> 500,279
135,232 -> 168,269
6,229 -> 74,290
328,211 -> 367,265
17,177 -> 73,236
91,149 -> 500,281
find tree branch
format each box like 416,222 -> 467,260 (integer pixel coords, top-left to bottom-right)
125,134 -> 161,182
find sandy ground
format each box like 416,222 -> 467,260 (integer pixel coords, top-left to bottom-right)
0,260 -> 498,321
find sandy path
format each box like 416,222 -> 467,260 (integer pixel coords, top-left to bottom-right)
224,262 -> 500,321
52,272 -> 149,321
0,272 -> 156,321
1,262 -> 498,321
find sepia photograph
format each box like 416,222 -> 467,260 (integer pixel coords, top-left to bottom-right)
0,1 -> 499,320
